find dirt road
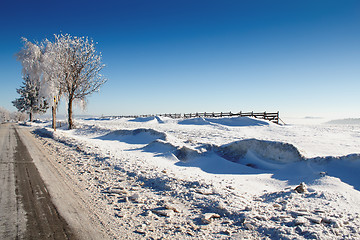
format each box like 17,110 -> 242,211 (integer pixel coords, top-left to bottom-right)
0,123 -> 109,240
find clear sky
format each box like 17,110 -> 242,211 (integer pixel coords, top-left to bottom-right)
0,0 -> 359,119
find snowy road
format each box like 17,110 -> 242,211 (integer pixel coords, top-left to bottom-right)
0,123 -> 26,239
0,123 -> 109,240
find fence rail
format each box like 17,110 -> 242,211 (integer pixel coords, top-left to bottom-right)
104,111 -> 281,124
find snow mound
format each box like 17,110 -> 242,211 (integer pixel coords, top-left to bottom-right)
311,153 -> 360,163
206,116 -> 270,127
178,117 -> 210,125
129,116 -> 167,124
129,116 -> 157,123
143,139 -> 177,153
143,140 -> 199,161
178,116 -> 270,127
173,146 -> 200,161
97,128 -> 167,144
145,137 -> 304,167
73,124 -> 109,137
216,139 -> 303,170
309,154 -> 360,190
154,116 -> 165,123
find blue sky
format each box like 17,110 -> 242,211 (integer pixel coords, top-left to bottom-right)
1,0 -> 359,118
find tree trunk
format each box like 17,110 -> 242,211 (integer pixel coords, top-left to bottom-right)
52,106 -> 56,131
68,97 -> 73,129
29,112 -> 33,122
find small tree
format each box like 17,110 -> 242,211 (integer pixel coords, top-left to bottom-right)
12,75 -> 49,121
53,34 -> 106,129
14,38 -> 49,121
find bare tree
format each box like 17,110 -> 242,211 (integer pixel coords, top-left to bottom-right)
52,34 -> 106,129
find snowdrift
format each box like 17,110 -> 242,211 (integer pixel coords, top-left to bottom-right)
143,139 -> 177,153
82,115 -> 271,127
142,135 -> 360,188
308,154 -> 360,190
36,121 -> 360,178
142,135 -> 305,169
178,117 -> 210,125
95,126 -> 360,174
97,128 -> 167,144
206,116 -> 270,127
216,139 -> 303,163
129,116 -> 166,124
178,116 -> 270,127
143,140 -> 200,161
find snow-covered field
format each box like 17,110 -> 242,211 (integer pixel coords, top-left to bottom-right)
30,116 -> 360,239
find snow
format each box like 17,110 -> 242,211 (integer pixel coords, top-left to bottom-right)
29,116 -> 360,239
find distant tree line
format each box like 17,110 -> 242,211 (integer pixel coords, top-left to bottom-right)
0,106 -> 27,123
13,34 -> 107,129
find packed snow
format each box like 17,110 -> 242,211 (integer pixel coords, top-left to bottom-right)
28,116 -> 360,239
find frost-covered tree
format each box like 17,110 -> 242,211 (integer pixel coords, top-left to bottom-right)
16,38 -> 43,86
14,38 -> 49,121
14,34 -> 106,128
41,39 -> 63,129
12,75 -> 48,121
52,34 -> 106,129
11,111 -> 27,122
0,107 -> 10,123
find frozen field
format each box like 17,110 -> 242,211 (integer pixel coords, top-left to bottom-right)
30,116 -> 360,239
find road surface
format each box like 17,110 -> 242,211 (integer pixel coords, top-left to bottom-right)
0,123 -> 109,240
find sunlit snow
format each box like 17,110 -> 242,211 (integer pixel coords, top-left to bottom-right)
30,116 -> 360,239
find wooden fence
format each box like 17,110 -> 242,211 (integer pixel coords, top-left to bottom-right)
105,111 -> 281,124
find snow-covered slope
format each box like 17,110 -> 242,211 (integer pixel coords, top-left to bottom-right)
30,116 -> 360,239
